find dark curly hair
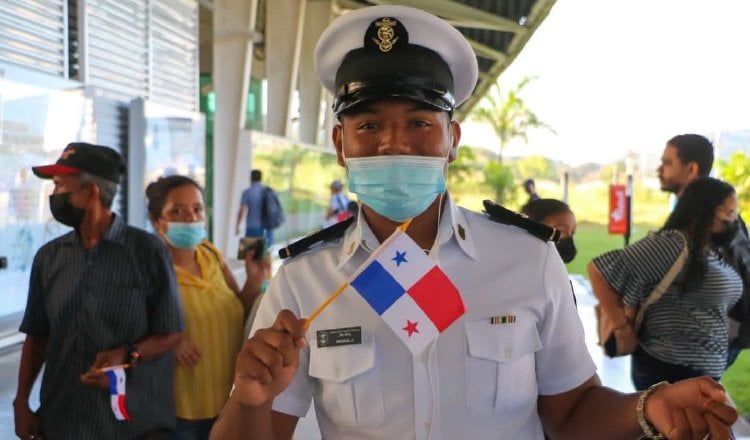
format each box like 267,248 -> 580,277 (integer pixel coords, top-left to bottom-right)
661,177 -> 735,291
520,198 -> 571,222
145,175 -> 204,220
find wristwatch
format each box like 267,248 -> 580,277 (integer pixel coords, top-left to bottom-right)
123,344 -> 142,368
637,381 -> 668,439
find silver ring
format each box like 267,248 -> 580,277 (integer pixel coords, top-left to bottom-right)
701,434 -> 710,440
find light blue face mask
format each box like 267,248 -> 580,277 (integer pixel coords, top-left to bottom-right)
346,155 -> 447,222
165,221 -> 206,249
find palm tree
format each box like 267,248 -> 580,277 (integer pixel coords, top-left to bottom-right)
471,76 -> 555,202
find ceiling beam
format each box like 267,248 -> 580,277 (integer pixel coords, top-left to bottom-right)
366,0 -> 526,33
468,39 -> 507,62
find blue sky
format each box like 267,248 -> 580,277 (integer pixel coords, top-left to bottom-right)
461,0 -> 750,165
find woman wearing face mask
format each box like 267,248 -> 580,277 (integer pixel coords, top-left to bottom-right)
521,199 -> 577,264
588,177 -> 742,390
146,175 -> 268,440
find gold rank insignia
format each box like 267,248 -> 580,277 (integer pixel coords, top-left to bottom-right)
373,17 -> 399,52
490,315 -> 516,324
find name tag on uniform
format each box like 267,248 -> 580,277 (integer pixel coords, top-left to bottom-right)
317,326 -> 362,348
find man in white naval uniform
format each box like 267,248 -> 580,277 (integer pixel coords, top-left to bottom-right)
211,5 -> 738,440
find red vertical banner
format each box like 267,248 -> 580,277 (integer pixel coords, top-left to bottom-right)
609,184 -> 627,234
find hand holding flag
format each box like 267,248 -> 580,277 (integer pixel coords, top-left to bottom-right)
100,365 -> 130,421
231,310 -> 308,408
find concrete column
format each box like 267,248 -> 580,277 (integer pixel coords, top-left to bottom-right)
298,0 -> 331,144
265,0 -> 305,137
212,0 -> 258,254
322,89 -> 335,149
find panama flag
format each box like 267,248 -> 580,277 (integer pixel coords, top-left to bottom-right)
102,365 -> 130,421
350,227 -> 465,355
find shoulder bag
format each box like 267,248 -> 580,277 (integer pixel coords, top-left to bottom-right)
597,231 -> 689,357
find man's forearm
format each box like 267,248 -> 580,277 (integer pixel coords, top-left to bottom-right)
236,208 -> 246,231
211,396 -> 276,440
548,385 -> 641,440
135,332 -> 182,361
15,336 -> 46,403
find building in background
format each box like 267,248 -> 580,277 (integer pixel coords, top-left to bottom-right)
0,0 -> 555,344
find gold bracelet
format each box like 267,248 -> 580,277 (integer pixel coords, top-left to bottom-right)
636,381 -> 669,439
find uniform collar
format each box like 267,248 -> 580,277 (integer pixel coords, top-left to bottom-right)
336,193 -> 477,270
101,213 -> 126,243
58,212 -> 124,246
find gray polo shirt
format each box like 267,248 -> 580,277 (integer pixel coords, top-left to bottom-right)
20,214 -> 183,439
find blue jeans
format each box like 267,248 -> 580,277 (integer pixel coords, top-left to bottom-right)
245,227 -> 273,249
170,418 -> 216,440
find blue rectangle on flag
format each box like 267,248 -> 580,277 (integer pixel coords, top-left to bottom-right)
351,260 -> 405,314
105,370 -> 118,395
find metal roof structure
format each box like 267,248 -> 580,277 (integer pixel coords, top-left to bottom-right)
201,0 -> 556,122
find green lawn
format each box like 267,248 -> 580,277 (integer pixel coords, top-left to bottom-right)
724,351 -> 750,414
565,221 -> 653,277
567,222 -> 750,415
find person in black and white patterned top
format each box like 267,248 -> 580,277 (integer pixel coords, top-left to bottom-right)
589,177 -> 742,390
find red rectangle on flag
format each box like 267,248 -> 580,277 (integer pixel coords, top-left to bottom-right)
408,266 -> 465,332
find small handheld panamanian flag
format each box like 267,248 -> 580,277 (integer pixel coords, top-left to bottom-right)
102,365 -> 130,421
350,227 -> 464,355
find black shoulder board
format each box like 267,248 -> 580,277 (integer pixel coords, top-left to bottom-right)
278,216 -> 356,259
483,199 -> 560,242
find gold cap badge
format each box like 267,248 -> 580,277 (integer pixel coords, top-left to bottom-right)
373,17 -> 399,52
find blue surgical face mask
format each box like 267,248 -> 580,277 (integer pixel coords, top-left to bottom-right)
165,221 -> 206,249
345,155 -> 447,222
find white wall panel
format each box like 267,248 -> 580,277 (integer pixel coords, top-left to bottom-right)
0,0 -> 67,77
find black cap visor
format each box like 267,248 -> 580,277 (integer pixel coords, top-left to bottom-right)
334,77 -> 455,115
333,44 -> 455,115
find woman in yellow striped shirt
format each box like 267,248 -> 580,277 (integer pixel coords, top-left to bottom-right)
146,175 -> 267,439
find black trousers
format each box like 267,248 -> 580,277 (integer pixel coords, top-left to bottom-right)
631,345 -> 718,391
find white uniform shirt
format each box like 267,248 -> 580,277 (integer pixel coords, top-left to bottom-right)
251,195 -> 596,439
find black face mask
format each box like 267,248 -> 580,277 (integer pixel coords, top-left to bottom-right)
555,236 -> 577,263
712,220 -> 739,247
49,192 -> 86,228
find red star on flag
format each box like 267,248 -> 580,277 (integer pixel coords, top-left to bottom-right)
402,319 -> 419,337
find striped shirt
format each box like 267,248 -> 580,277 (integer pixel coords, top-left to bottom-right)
173,242 -> 245,419
20,214 -> 183,439
592,229 -> 742,377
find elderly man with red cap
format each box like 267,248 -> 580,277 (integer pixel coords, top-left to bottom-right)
14,143 -> 183,439
211,6 -> 737,440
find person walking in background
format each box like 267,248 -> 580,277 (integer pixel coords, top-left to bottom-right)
210,6 -> 738,440
523,178 -> 540,202
657,133 -> 750,364
588,177 -> 743,390
146,175 -> 268,439
14,143 -> 183,440
323,179 -> 350,227
235,169 -> 284,248
521,198 -> 577,263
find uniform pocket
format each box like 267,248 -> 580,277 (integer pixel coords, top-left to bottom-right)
464,319 -> 541,417
308,338 -> 385,427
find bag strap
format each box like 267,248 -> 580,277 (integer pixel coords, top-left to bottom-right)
633,231 -> 689,331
